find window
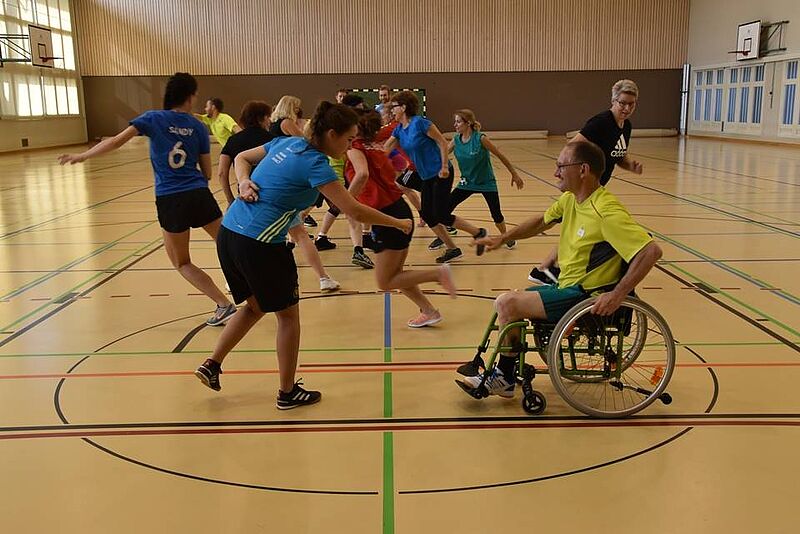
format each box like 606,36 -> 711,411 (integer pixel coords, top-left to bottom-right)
717,69 -> 724,84
694,89 -> 702,121
727,87 -> 737,122
730,69 -> 738,83
704,88 -> 712,121
752,86 -> 763,124
0,0 -> 80,118
714,88 -> 723,121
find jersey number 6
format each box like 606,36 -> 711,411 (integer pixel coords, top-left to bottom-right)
168,142 -> 188,169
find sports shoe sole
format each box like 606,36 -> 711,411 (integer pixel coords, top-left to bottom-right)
352,258 -> 374,269
276,396 -> 322,410
407,315 -> 443,328
194,369 -> 221,391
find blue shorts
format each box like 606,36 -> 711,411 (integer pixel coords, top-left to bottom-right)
524,284 -> 587,322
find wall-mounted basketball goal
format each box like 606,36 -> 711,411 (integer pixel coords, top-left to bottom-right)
0,23 -> 59,68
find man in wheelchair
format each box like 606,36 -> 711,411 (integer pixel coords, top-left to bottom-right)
458,141 -> 662,398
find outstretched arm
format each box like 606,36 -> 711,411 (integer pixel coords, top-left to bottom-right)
475,214 -> 555,252
481,135 -> 523,189
58,125 -> 139,164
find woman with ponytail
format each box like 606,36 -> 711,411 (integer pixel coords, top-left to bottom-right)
194,101 -> 413,409
58,72 -> 236,327
445,109 -> 524,249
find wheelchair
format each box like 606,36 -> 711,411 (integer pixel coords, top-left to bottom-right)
455,292 -> 675,418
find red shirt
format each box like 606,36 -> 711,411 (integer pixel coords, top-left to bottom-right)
377,121 -> 414,172
345,138 -> 404,210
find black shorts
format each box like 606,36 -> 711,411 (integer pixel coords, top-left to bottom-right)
155,187 -> 222,233
395,169 -> 423,192
216,226 -> 299,313
371,198 -> 414,253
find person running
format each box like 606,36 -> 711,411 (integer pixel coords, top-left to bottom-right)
347,110 -> 457,327
58,72 -> 236,326
383,91 -> 487,263
220,100 -> 340,292
429,109 -> 524,250
195,97 -> 241,146
194,102 -> 412,408
527,79 -> 644,284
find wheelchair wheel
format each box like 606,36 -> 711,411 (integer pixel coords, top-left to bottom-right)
547,296 -> 675,418
522,391 -> 546,415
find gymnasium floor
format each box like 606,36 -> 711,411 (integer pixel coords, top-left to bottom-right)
0,136 -> 798,533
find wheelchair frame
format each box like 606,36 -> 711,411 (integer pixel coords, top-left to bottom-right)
456,295 -> 675,418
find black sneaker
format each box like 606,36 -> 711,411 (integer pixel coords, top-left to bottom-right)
428,237 -> 445,250
276,380 -> 321,410
528,267 -> 560,285
436,247 -> 463,263
447,226 -> 457,236
195,360 -> 221,391
352,249 -> 374,269
473,228 -> 487,256
304,214 -> 317,227
505,240 -> 516,249
362,233 -> 378,251
315,235 -> 337,251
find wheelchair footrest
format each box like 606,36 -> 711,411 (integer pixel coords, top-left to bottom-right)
456,356 -> 485,377
455,379 -> 488,399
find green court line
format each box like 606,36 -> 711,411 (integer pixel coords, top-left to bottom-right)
382,432 -> 395,534
0,237 -> 163,333
691,194 -> 800,227
648,228 -> 800,306
669,263 -> 800,338
0,221 -> 155,301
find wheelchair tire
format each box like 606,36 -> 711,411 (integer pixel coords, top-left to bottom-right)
546,296 -> 675,418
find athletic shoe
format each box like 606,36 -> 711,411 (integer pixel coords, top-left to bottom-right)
352,250 -> 374,269
407,309 -> 443,328
436,247 -> 463,263
505,240 -> 516,249
527,267 -> 559,285
438,264 -> 457,298
362,233 -> 378,252
319,276 -> 340,292
459,367 -> 515,398
428,237 -> 445,250
206,303 -> 237,326
473,228 -> 488,256
315,235 -> 336,251
303,215 -> 317,227
195,361 -> 222,391
276,380 -> 321,410
447,226 -> 457,236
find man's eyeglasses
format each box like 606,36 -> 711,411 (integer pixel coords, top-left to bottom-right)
614,99 -> 637,109
555,161 -> 585,171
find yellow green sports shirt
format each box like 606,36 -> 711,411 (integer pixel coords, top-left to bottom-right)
197,113 -> 238,146
543,187 -> 653,292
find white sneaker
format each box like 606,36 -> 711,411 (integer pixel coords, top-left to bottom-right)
460,368 -> 516,398
319,276 -> 340,292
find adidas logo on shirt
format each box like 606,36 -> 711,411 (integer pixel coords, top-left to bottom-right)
610,135 -> 627,158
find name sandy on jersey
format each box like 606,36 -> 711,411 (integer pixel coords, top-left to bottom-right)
169,126 -> 195,136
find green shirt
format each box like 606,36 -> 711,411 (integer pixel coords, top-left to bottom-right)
328,156 -> 346,185
198,113 -> 238,146
543,188 -> 652,291
453,131 -> 497,192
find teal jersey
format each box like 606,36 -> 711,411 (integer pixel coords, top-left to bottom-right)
453,131 -> 496,192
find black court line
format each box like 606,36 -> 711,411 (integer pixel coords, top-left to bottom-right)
0,245 -> 163,349
0,184 -> 154,240
656,265 -> 800,353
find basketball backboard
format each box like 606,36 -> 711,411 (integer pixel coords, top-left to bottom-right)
28,24 -> 55,68
735,20 -> 761,61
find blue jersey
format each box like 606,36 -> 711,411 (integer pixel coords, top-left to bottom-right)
129,110 -> 210,196
392,115 -> 443,180
222,137 -> 338,243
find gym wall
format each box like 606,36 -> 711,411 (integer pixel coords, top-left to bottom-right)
73,0 -> 689,138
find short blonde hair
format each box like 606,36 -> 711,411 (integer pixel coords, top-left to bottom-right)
611,79 -> 639,102
454,109 -> 482,131
271,95 -> 301,122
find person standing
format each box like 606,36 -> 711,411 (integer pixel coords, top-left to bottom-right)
59,72 -> 236,326
196,97 -> 241,146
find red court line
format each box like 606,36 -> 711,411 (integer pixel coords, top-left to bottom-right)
3,419 -> 800,441
2,360 -> 800,380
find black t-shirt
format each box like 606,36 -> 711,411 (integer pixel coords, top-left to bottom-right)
579,110 -> 632,186
268,117 -> 289,139
221,127 -> 274,160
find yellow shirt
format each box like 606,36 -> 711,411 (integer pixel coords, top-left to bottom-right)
197,113 -> 238,146
543,187 -> 652,291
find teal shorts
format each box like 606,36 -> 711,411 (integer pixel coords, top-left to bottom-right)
524,284 -> 587,322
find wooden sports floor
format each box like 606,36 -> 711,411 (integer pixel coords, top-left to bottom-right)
0,136 -> 798,533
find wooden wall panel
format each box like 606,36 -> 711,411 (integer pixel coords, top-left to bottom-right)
73,0 -> 689,75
